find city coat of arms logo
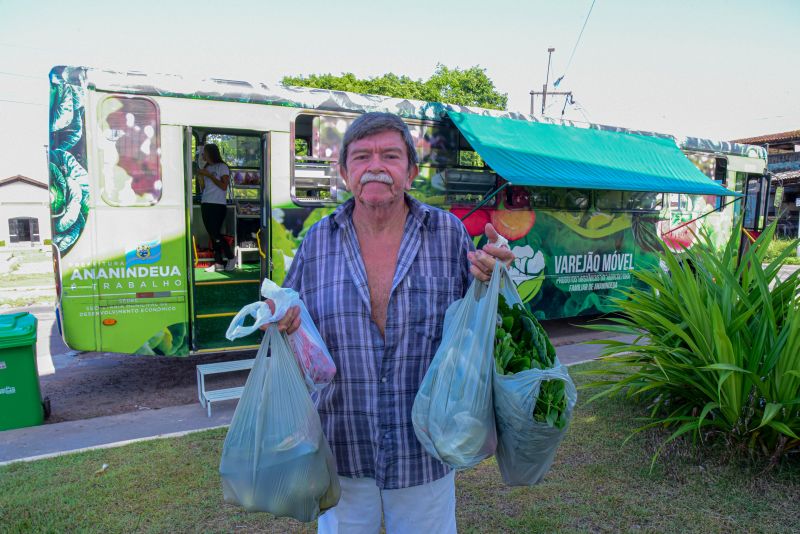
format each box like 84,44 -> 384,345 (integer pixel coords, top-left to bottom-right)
125,239 -> 162,268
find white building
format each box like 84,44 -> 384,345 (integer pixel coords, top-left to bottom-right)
0,175 -> 51,246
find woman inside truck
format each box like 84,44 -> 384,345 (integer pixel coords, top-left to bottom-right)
197,143 -> 235,272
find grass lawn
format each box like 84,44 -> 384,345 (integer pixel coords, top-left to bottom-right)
7,249 -> 50,261
0,269 -> 55,308
0,272 -> 54,289
0,295 -> 54,309
1,361 -> 797,533
0,272 -> 54,309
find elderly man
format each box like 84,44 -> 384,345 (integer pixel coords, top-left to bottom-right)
274,112 -> 513,533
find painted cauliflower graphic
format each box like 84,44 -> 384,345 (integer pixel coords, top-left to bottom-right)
508,244 -> 546,303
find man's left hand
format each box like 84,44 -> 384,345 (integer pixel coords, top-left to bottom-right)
467,223 -> 515,282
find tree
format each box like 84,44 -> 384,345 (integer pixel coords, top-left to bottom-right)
282,64 -> 507,110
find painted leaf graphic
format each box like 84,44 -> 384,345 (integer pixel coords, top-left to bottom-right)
517,272 -> 545,303
50,84 -> 74,132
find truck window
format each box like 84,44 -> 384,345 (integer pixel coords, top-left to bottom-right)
668,193 -> 690,212
291,114 -> 345,205
595,190 -> 661,211
530,187 -> 591,211
743,176 -> 762,229
441,168 -> 497,206
98,96 -> 162,206
204,133 -> 262,200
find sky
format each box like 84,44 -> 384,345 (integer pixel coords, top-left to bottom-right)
1,0 -> 798,182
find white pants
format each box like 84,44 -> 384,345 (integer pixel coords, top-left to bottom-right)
317,471 -> 457,534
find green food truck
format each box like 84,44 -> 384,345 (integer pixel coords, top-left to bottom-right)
47,66 -> 769,356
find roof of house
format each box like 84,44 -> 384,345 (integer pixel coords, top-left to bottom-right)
773,169 -> 800,184
732,130 -> 800,145
0,175 -> 48,189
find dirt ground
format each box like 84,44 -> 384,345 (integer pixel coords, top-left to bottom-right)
35,313 -> 612,424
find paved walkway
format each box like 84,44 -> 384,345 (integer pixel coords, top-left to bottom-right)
776,263 -> 799,281
0,336 -> 618,466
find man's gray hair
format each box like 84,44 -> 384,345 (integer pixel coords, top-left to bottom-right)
339,112 -> 418,171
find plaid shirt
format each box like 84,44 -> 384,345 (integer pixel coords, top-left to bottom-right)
283,195 -> 473,489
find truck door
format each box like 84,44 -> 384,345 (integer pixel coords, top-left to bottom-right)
93,95 -> 190,356
743,173 -> 770,237
190,130 -> 268,352
737,172 -> 771,259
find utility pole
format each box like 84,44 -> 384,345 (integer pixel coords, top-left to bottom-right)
529,47 -> 574,117
543,47 -> 555,114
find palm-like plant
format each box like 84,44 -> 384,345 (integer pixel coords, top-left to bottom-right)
584,221 -> 800,465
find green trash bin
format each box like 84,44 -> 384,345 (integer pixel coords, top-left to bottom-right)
0,312 -> 44,431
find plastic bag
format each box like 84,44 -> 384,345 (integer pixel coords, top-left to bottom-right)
219,326 -> 341,522
226,279 -> 336,392
492,266 -> 578,486
411,264 -> 501,469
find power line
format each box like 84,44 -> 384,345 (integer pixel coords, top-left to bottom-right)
752,114 -> 800,121
553,0 -> 597,88
557,99 -> 592,123
0,98 -> 44,106
573,102 -> 592,122
0,71 -> 40,79
0,42 -> 52,52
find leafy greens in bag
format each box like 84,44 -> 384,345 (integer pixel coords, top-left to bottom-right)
492,266 -> 577,486
494,296 -> 569,429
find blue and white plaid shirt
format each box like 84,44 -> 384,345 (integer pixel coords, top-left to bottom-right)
284,195 -> 473,489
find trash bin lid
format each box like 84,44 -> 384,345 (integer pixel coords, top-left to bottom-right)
0,312 -> 38,349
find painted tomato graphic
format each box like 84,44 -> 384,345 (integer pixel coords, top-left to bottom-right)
450,207 -> 493,237
658,219 -> 697,251
490,209 -> 536,241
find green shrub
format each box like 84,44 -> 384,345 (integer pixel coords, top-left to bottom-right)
584,222 -> 800,465
0,240 -> 5,247
765,236 -> 800,265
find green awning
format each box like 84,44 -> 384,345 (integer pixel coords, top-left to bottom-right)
447,111 -> 737,196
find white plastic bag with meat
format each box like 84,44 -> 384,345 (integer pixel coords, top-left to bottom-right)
226,279 -> 336,392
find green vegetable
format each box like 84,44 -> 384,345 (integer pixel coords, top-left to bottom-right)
494,296 -> 568,429
135,323 -> 189,356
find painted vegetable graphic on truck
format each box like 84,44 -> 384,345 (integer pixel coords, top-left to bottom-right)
547,211 -> 631,239
490,209 -> 536,241
135,323 -> 189,356
509,244 -> 545,303
49,67 -> 89,255
449,207 -> 492,237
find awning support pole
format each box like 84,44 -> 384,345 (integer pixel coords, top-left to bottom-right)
458,182 -> 510,222
661,196 -> 742,237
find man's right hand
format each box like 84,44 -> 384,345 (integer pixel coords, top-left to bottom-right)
260,299 -> 301,334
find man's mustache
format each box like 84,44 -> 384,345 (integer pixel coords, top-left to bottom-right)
360,172 -> 393,185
